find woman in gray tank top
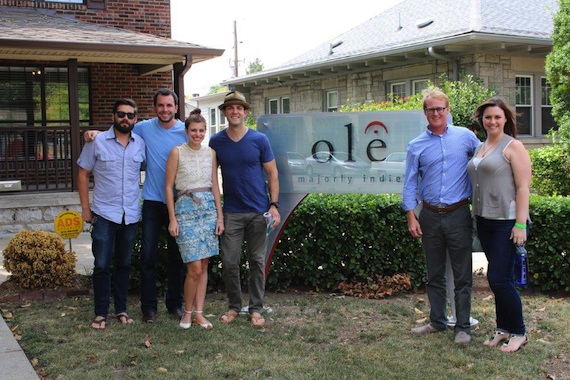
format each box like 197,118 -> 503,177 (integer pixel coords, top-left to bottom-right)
467,97 -> 532,353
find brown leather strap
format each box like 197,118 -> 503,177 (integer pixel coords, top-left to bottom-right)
176,187 -> 211,203
423,198 -> 469,214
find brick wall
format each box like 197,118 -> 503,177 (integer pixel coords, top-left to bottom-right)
89,64 -> 172,124
0,0 -> 172,38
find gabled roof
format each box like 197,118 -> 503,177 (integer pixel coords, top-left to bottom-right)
0,6 -> 224,73
224,0 -> 557,90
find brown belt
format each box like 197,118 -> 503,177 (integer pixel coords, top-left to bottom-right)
176,187 -> 211,203
423,199 -> 469,214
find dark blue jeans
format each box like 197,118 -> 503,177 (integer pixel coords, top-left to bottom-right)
140,200 -> 185,314
419,204 -> 472,333
476,217 -> 526,335
91,213 -> 138,318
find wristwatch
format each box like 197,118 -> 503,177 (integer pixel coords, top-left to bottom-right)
269,201 -> 279,209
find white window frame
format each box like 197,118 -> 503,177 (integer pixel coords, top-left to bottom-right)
281,97 -> 290,114
541,76 -> 557,135
326,91 -> 338,112
45,0 -> 83,3
389,82 -> 406,101
515,75 -> 533,136
412,79 -> 429,95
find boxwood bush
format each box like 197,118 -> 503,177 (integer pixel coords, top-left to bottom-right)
128,193 -> 570,294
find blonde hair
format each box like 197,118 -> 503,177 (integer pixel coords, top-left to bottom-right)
422,86 -> 450,109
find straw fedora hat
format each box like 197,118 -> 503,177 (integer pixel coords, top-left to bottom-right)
218,91 -> 251,110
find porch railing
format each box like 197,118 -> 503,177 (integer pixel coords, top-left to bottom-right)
0,125 -> 106,192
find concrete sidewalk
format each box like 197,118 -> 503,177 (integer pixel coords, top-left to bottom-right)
0,232 -> 93,380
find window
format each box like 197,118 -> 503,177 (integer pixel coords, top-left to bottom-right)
45,0 -> 84,3
326,91 -> 338,112
389,82 -> 406,101
281,97 -> 290,114
267,97 -> 290,114
0,66 -> 90,127
541,77 -> 558,135
209,108 -> 216,127
515,76 -> 532,135
269,99 -> 278,114
412,80 -> 429,95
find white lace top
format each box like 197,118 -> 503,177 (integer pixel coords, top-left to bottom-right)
175,144 -> 213,190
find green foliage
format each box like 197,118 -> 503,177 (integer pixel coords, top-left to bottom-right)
527,194 -> 570,291
268,194 -> 425,291
528,145 -> 570,196
339,93 -> 423,112
246,58 -> 264,74
545,0 -> 570,144
340,75 -> 495,140
440,75 -> 496,140
129,194 -> 570,293
3,229 -> 76,289
208,84 -> 228,95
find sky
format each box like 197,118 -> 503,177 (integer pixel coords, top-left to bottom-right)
170,0 -> 404,97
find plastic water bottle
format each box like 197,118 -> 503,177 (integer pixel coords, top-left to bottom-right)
515,245 -> 528,286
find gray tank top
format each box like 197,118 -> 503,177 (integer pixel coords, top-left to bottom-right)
467,135 -> 516,219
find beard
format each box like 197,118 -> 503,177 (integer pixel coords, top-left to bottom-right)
114,121 -> 135,135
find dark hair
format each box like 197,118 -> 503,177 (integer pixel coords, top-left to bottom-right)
112,98 -> 137,114
185,108 -> 207,129
473,97 -> 519,137
153,88 -> 179,106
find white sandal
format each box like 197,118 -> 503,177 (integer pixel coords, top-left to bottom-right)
179,309 -> 192,329
483,330 -> 510,347
500,334 -> 528,353
193,310 -> 213,330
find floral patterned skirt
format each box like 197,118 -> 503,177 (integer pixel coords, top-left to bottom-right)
175,191 -> 219,263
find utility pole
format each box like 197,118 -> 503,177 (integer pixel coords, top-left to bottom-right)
233,20 -> 239,77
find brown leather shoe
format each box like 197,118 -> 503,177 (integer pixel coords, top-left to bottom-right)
455,331 -> 472,344
142,311 -> 156,323
168,308 -> 184,318
411,323 -> 440,335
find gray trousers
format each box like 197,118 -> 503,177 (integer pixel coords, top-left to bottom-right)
419,204 -> 473,333
220,212 -> 267,314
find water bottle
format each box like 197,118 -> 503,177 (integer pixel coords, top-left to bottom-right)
515,245 -> 528,286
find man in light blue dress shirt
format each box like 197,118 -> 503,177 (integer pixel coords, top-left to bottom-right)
402,87 -> 480,344
78,98 -> 146,330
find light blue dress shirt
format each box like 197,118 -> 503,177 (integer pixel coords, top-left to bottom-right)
77,127 -> 146,224
402,124 -> 481,211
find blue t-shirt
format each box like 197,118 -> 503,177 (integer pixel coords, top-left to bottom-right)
209,128 -> 275,213
134,118 -> 187,203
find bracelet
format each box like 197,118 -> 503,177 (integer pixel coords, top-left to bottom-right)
514,222 -> 527,229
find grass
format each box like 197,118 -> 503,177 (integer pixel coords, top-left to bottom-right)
2,275 -> 570,380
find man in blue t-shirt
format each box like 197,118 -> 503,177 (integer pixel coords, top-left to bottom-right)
209,91 -> 280,328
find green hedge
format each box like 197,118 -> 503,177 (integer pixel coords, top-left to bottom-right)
128,194 -> 570,294
527,194 -> 570,291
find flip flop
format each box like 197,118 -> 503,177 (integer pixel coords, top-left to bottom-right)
220,309 -> 239,324
115,312 -> 134,325
91,316 -> 106,330
500,334 -> 528,353
250,312 -> 265,328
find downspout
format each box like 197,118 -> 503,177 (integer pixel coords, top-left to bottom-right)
173,54 -> 193,121
428,47 -> 458,81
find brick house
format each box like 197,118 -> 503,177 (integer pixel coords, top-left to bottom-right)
223,0 -> 557,149
0,0 -> 223,234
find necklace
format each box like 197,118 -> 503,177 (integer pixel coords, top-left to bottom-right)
481,139 -> 500,157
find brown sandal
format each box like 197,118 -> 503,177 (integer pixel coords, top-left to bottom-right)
250,312 -> 265,328
115,312 -> 134,324
91,316 -> 106,330
220,309 -> 239,324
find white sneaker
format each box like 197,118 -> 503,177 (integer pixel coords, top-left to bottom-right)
446,316 -> 479,327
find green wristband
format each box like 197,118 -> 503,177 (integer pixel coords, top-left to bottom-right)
514,222 -> 527,229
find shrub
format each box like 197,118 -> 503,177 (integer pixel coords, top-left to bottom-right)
3,229 -> 77,289
527,194 -> 570,291
529,145 -> 570,196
